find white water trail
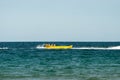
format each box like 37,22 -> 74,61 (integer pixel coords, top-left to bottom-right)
36,45 -> 45,49
72,46 -> 120,50
107,46 -> 120,50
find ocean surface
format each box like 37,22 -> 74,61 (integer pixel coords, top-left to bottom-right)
0,42 -> 120,80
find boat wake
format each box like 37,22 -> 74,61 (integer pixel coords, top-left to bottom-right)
1,45 -> 120,50
72,46 -> 120,50
36,45 -> 45,49
35,44 -> 120,50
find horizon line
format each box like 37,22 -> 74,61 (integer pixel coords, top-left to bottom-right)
0,40 -> 120,42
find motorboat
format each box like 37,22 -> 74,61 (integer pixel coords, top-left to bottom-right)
44,44 -> 72,49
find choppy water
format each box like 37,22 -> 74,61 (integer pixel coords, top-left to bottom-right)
0,42 -> 120,80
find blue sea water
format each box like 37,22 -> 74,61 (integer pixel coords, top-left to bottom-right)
0,42 -> 120,80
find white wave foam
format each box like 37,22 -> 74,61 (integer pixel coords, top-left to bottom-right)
72,46 -> 120,50
0,47 -> 9,50
36,45 -> 45,49
107,46 -> 120,50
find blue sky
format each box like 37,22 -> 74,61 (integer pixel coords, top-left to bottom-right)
0,0 -> 120,41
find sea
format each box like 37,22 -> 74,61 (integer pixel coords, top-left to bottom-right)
0,42 -> 120,80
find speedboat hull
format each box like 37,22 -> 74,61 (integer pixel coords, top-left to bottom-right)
45,45 -> 72,49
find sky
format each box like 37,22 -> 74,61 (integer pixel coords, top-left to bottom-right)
0,0 -> 120,41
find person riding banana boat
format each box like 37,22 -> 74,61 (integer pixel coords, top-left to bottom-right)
44,44 -> 72,49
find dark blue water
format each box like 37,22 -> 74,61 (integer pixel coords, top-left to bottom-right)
0,42 -> 120,80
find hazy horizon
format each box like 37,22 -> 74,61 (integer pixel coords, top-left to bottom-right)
0,0 -> 120,41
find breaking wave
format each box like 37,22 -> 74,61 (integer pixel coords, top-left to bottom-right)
72,46 -> 120,50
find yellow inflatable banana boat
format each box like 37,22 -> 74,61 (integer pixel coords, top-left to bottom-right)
44,44 -> 72,49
